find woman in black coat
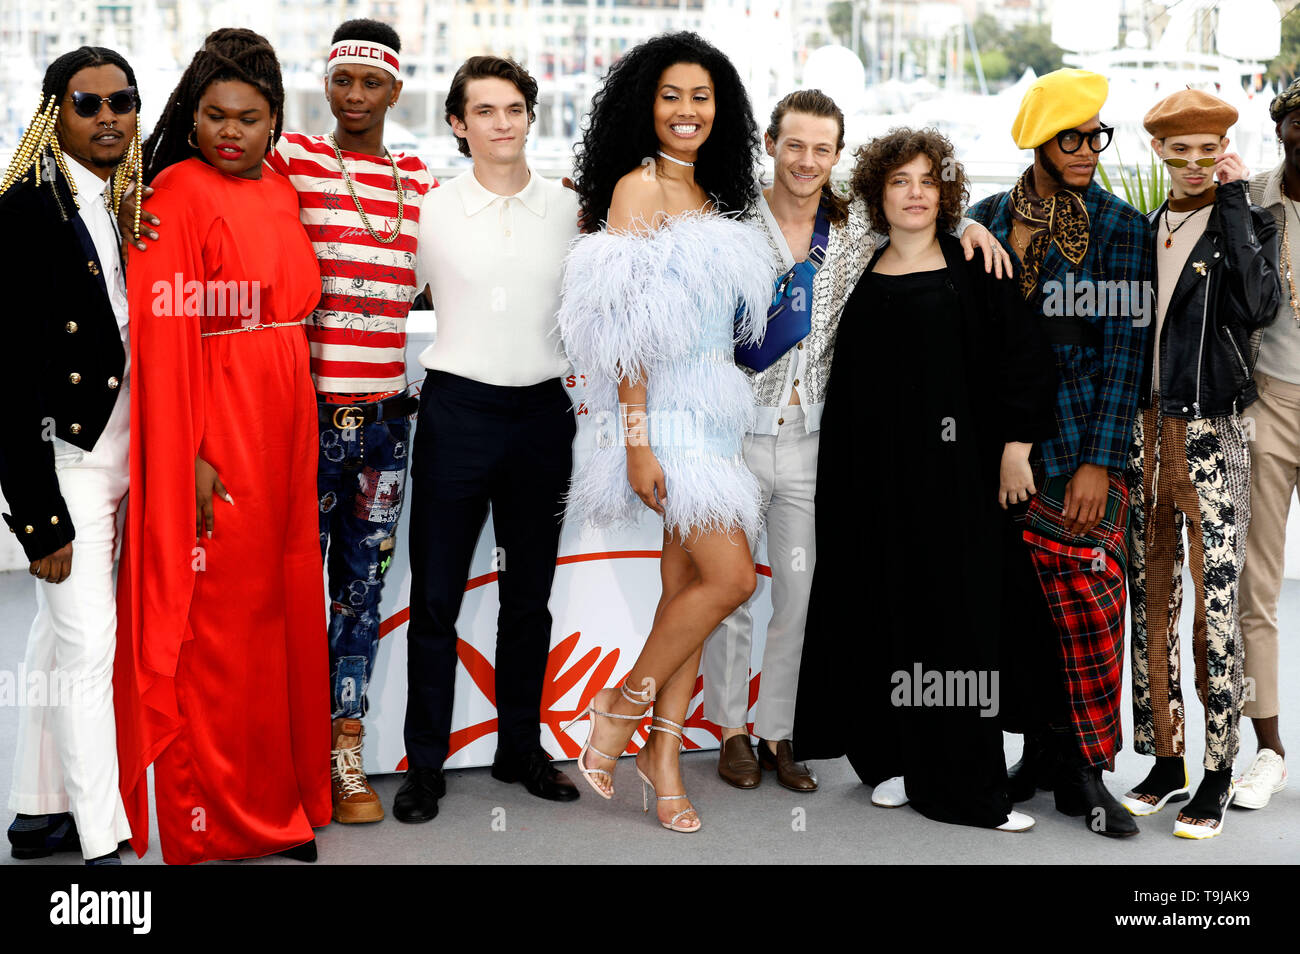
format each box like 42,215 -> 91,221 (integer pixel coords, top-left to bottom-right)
792,129 -> 1057,831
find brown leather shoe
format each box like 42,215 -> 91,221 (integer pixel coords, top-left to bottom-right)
758,739 -> 819,792
717,735 -> 761,789
332,718 -> 385,823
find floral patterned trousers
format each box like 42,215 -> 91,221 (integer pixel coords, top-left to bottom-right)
1126,406 -> 1249,771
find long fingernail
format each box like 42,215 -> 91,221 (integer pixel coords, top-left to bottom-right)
207,530 -> 213,539
224,493 -> 234,505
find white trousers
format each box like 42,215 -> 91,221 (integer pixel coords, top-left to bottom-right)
8,387 -> 133,859
703,405 -> 819,740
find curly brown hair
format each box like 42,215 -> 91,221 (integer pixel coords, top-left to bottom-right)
850,127 -> 967,234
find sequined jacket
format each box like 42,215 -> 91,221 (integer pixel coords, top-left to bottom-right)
743,194 -> 877,433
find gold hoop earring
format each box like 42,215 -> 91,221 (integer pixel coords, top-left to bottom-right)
187,122 -> 198,149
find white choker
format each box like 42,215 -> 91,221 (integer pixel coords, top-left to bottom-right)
657,150 -> 694,168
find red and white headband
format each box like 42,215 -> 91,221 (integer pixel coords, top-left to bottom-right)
327,40 -> 400,79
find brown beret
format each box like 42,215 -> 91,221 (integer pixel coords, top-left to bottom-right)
1143,89 -> 1238,139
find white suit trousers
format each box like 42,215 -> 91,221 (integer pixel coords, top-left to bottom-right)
8,389 -> 132,859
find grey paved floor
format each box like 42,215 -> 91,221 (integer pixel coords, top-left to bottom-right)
0,568 -> 1294,864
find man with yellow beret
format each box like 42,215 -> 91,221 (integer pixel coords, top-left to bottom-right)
1123,89 -> 1280,840
970,68 -> 1153,839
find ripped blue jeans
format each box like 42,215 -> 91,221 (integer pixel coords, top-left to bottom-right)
318,403 -> 412,719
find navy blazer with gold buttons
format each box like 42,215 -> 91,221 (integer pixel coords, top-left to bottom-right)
0,151 -> 128,562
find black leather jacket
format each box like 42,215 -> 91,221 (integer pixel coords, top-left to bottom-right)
1140,180 -> 1280,419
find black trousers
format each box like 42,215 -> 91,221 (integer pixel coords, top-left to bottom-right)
404,370 -> 576,768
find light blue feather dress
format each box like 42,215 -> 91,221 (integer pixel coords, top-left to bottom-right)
556,211 -> 774,541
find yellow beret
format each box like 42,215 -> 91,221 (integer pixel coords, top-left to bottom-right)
1143,89 -> 1237,139
1012,69 -> 1109,149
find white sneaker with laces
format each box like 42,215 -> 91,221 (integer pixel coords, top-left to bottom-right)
871,775 -> 908,807
1233,749 -> 1287,810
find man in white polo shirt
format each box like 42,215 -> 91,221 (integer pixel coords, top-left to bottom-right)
394,56 -> 580,822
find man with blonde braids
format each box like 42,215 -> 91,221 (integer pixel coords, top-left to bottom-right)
0,46 -> 142,865
970,68 -> 1153,838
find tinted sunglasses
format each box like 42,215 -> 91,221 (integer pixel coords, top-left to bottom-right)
1055,124 -> 1114,154
69,87 -> 138,118
1161,156 -> 1218,169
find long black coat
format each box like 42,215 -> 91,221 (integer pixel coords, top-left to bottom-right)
792,231 -> 1057,827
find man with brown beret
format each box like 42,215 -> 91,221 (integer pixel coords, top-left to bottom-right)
1123,89 -> 1280,839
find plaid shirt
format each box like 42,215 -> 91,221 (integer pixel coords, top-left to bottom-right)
971,181 -> 1153,478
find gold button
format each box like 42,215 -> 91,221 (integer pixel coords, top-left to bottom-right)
87,260 -> 99,276
107,376 -> 119,389
65,321 -> 78,333
778,417 -> 785,425
69,423 -> 81,435
50,515 -> 59,525
24,525 -> 33,534
796,342 -> 803,350
793,378 -> 800,386
69,372 -> 81,384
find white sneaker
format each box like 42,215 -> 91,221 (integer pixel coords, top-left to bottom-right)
1233,749 -> 1287,810
871,776 -> 908,807
996,810 -> 1036,832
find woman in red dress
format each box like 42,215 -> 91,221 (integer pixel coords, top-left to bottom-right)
114,28 -> 330,864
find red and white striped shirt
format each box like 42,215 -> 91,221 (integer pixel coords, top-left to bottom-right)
266,132 -> 437,394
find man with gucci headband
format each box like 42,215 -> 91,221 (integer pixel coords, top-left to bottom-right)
970,68 -> 1152,837
265,20 -> 437,825
1235,77 -> 1300,817
0,46 -> 143,863
1122,90 -> 1278,839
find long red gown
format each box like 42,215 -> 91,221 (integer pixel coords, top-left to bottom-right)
114,157 -> 330,864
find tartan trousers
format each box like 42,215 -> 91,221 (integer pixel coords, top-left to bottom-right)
1021,470 -> 1130,770
1126,406 -> 1249,771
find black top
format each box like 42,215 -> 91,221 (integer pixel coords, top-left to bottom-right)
793,233 -> 1057,829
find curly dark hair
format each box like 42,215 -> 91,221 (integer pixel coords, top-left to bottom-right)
850,127 -> 967,235
572,32 -> 760,231
142,28 -> 284,185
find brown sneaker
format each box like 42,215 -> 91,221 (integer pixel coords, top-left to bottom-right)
331,718 -> 384,823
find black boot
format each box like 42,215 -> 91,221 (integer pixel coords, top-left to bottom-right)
1053,734 -> 1138,838
1007,730 -> 1056,802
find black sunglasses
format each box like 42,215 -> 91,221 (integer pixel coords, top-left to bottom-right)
1055,123 -> 1114,154
69,87 -> 138,118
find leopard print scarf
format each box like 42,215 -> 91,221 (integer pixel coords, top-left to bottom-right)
1010,168 -> 1090,301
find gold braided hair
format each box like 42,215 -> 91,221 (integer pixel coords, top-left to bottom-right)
1,84 -> 144,241
107,126 -> 144,241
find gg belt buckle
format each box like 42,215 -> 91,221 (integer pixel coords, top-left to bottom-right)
333,405 -> 363,434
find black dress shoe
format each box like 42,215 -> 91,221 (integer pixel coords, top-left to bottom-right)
1053,740 -> 1139,838
275,838 -> 317,862
8,812 -> 81,860
491,748 -> 580,802
394,767 -> 445,823
86,851 -> 122,866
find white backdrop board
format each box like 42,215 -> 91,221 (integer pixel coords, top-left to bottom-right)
361,313 -> 772,774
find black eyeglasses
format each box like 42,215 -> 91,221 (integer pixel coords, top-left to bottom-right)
1055,123 -> 1114,154
69,87 -> 138,118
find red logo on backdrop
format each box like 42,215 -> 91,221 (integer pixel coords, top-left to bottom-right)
382,550 -> 771,771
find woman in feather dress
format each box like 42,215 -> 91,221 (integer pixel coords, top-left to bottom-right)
557,32 -> 774,832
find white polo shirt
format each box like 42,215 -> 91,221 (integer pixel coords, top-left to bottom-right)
416,166 -> 578,387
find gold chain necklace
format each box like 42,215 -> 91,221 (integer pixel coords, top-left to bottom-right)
327,133 -> 405,244
1283,197 -> 1300,326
